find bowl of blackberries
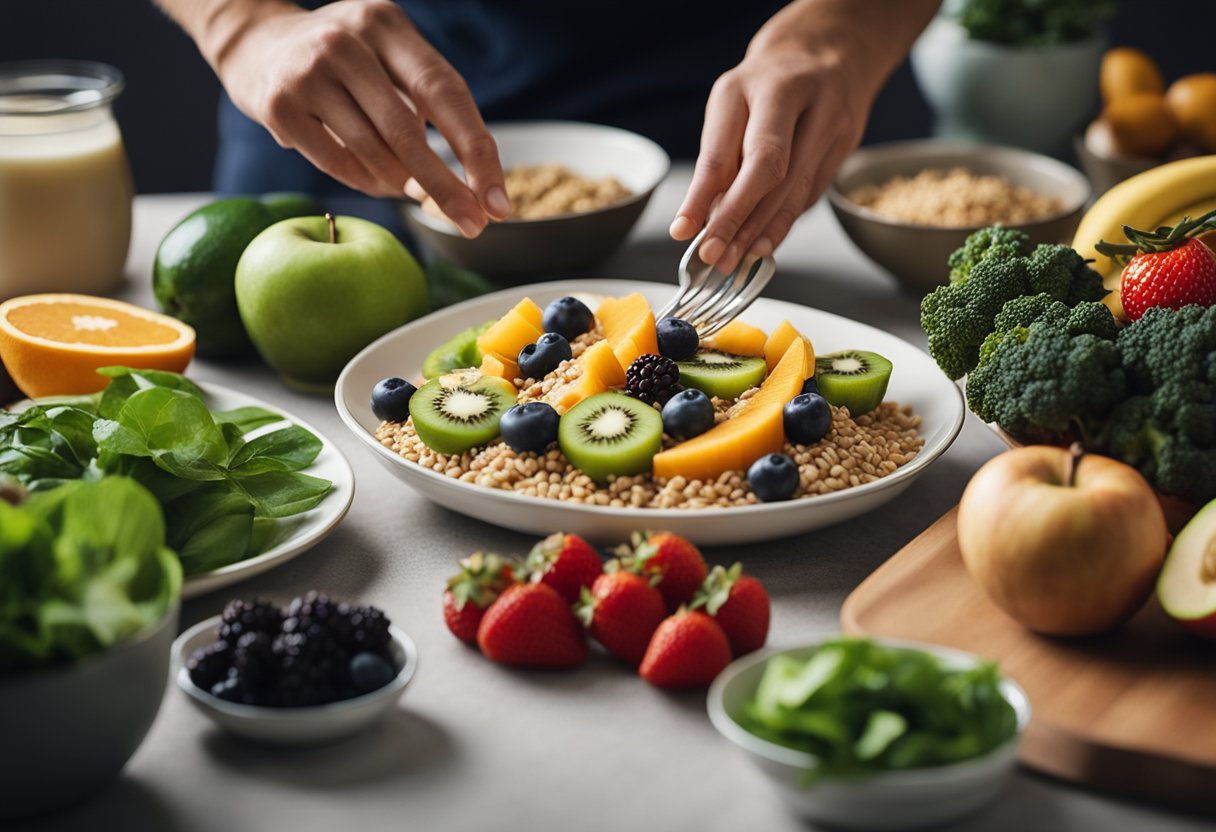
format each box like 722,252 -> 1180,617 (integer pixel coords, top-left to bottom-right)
173,592 -> 418,745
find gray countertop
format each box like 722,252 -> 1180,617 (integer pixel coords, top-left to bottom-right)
18,169 -> 1211,832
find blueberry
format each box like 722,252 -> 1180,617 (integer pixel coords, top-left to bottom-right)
656,317 -> 699,361
801,376 -> 819,397
783,393 -> 831,445
542,296 -> 594,340
499,401 -> 560,454
350,652 -> 396,695
661,388 -> 715,440
518,332 -> 572,380
748,453 -> 800,502
371,377 -> 416,422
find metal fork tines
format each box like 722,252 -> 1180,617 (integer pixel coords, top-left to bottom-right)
655,228 -> 776,338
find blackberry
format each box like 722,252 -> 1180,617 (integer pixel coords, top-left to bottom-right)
625,354 -> 681,406
234,632 -> 280,704
187,639 -> 233,691
210,674 -> 252,704
348,605 -> 392,655
218,598 -> 283,643
276,592 -> 356,706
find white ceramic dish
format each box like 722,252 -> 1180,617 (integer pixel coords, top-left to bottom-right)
173,614 -> 418,746
335,279 -> 964,545
10,381 -> 355,598
179,383 -> 355,598
707,638 -> 1031,830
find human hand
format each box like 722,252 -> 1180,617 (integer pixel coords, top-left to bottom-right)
669,34 -> 874,275
208,0 -> 508,237
669,0 -> 941,275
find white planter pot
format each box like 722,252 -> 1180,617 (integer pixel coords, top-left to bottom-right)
911,17 -> 1104,155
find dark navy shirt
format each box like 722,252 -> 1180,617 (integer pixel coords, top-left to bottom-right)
215,0 -> 789,195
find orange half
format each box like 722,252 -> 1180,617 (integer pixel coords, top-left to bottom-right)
0,294 -> 196,398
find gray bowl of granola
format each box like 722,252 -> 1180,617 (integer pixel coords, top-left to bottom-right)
827,140 -> 1090,296
401,121 -> 670,280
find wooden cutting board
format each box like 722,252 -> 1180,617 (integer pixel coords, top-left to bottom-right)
840,508 -> 1216,812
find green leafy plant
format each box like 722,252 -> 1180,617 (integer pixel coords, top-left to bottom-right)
951,0 -> 1117,47
0,477 -> 182,672
737,638 -> 1018,784
0,368 -> 332,576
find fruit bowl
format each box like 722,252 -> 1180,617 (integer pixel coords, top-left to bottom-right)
400,121 -> 669,279
828,140 -> 1090,296
173,614 -> 418,746
335,279 -> 965,545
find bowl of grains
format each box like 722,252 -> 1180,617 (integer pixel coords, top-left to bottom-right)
827,140 -> 1090,295
335,279 -> 965,546
401,121 -> 670,279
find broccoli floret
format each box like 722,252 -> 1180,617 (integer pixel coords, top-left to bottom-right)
1023,244 -> 1107,304
966,317 -> 1125,442
921,243 -> 1112,380
947,225 -> 1029,282
1100,305 -> 1216,504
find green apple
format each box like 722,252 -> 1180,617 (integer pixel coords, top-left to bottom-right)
235,214 -> 428,389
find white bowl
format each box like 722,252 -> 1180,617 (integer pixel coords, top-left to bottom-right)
401,121 -> 671,278
707,638 -> 1030,830
172,615 -> 418,746
334,278 -> 966,546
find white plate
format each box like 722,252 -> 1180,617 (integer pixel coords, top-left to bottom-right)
11,382 -> 355,598
335,280 -> 963,545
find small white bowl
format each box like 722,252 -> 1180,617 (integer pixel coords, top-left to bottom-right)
172,615 -> 418,746
707,638 -> 1030,831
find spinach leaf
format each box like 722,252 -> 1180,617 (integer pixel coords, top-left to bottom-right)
97,387 -> 229,481
165,485 -> 255,574
229,425 -> 323,475
0,478 -> 181,672
213,406 -> 287,433
235,471 -> 332,518
97,366 -> 204,419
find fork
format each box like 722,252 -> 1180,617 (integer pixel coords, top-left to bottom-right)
653,228 -> 776,337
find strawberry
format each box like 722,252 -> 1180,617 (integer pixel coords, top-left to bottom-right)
575,568 -> 666,666
443,552 -> 519,644
691,563 -> 770,656
526,532 -> 602,603
619,530 -> 708,612
1097,210 -> 1216,321
639,609 -> 732,689
477,583 -> 588,669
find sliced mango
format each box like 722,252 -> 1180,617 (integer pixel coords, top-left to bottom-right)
652,338 -> 811,481
542,340 -> 626,413
476,298 -> 544,365
763,320 -> 815,373
703,320 -> 767,357
479,351 -> 520,382
597,293 -> 657,373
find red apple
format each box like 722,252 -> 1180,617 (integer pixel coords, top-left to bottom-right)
1157,499 -> 1216,638
958,445 -> 1168,636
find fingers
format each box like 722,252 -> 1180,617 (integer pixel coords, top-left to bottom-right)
671,76 -> 747,241
758,134 -> 856,251
267,108 -> 395,197
698,86 -> 802,272
324,30 -> 490,236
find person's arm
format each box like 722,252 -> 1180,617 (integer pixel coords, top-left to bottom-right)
155,0 -> 510,237
671,0 -> 940,275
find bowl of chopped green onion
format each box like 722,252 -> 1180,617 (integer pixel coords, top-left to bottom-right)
707,637 -> 1030,830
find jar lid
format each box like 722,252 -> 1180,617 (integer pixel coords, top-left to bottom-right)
0,61 -> 124,116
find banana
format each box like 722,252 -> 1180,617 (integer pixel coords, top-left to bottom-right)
1072,154 -> 1216,283
1072,155 -> 1216,321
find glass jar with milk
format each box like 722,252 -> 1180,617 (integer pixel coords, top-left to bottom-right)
0,62 -> 134,299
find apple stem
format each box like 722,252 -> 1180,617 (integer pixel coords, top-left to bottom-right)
1066,442 -> 1084,488
325,212 -> 336,244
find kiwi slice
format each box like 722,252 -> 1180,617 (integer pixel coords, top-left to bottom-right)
814,350 -> 892,416
558,393 -> 663,483
421,320 -> 492,380
676,351 -> 767,400
409,370 -> 518,454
